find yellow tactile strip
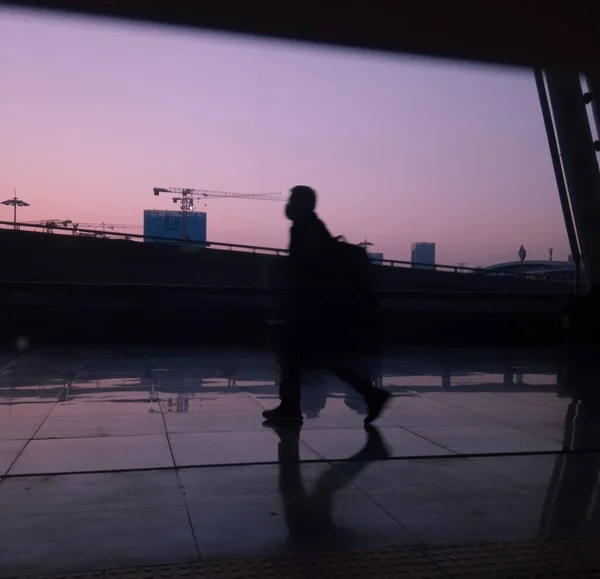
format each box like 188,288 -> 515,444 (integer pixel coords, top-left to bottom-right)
424,536 -> 600,577
8,536 -> 600,579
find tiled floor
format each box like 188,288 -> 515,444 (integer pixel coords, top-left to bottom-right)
1,346 -> 599,577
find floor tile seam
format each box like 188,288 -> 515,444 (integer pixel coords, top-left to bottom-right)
371,416 -> 400,429
161,427 -> 279,436
390,388 -> 545,403
240,390 -> 273,411
30,432 -> 172,442
294,435 -> 329,462
161,427 -> 201,560
165,418 -> 371,428
478,422 -> 564,445
439,401 -> 546,426
410,390 -> 515,410
466,453 -> 562,493
366,489 -> 450,545
0,458 -> 341,479
144,356 -> 176,469
36,415 -> 162,424
352,486 -> 534,502
300,422 -> 402,431
492,391 -> 564,409
0,503 -> 189,519
246,392 -> 271,411
294,446 -> 600,463
3,361 -> 88,477
464,412 -> 565,424
439,387 -> 556,397
379,414 -> 494,429
464,403 -> 566,422
1,435 -> 48,445
389,424 -> 460,456
398,420 -> 555,449
4,447 -> 597,480
145,354 -> 201,560
358,487 -> 425,545
385,395 -> 498,424
475,416 -> 564,445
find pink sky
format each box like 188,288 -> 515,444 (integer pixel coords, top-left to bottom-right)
0,7 -> 570,266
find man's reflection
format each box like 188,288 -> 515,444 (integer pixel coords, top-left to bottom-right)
540,351 -> 600,537
299,354 -> 380,419
265,421 -> 389,549
302,375 -> 368,419
301,376 -> 330,420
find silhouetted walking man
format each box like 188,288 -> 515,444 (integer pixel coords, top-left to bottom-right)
262,185 -> 390,424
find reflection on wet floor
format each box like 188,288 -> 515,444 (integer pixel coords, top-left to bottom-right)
0,346 -> 599,576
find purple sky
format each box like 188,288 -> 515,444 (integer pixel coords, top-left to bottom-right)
0,7 -> 570,266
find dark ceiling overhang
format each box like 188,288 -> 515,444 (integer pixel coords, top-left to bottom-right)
2,1 -> 600,72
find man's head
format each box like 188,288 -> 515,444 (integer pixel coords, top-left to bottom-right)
285,185 -> 317,222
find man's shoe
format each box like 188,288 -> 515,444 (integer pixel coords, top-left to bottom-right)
364,388 -> 391,424
262,405 -> 303,423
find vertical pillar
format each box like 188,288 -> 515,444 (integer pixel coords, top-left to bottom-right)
544,71 -> 600,288
585,75 -> 600,141
534,70 -> 581,292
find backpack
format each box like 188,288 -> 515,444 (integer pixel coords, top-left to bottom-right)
325,237 -> 381,347
287,234 -> 380,349
325,236 -> 377,306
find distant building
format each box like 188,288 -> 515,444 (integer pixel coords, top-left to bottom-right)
483,260 -> 575,281
143,210 -> 207,244
368,252 -> 384,265
411,242 -> 436,270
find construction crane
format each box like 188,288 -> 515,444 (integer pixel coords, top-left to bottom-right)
23,219 -> 141,237
23,219 -> 73,233
71,222 -> 142,236
153,187 -> 281,240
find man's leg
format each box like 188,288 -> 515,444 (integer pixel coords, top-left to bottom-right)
330,359 -> 390,424
262,350 -> 304,422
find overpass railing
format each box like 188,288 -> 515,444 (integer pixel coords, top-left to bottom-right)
0,219 -> 571,283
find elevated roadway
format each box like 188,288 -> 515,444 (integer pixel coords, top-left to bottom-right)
0,226 -> 574,294
0,226 -> 574,348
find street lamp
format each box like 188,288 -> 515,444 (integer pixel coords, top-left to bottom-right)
358,237 -> 374,250
1,190 -> 30,230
